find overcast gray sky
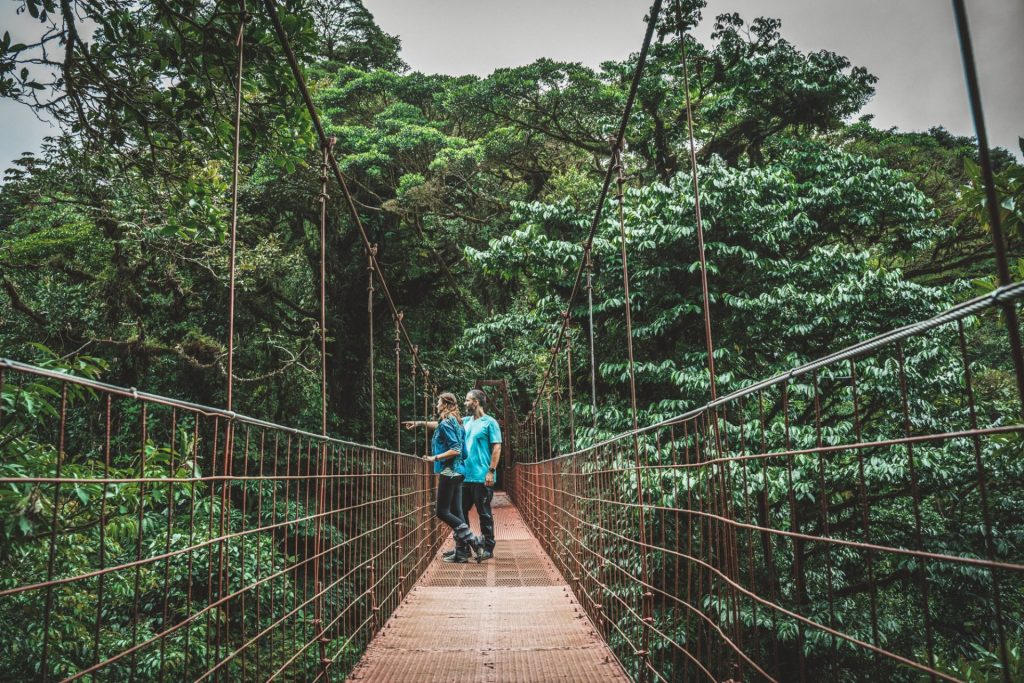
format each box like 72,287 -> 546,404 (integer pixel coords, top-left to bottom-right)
1,0 -> 1021,172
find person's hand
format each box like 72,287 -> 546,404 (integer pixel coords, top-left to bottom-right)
423,455 -> 435,463
484,471 -> 494,487
402,421 -> 418,431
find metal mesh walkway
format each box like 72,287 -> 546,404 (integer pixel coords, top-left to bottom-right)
345,492 -> 629,682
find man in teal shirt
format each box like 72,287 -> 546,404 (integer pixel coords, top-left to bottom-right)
448,388 -> 502,560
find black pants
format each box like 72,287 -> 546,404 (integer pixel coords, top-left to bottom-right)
434,473 -> 466,531
459,483 -> 495,552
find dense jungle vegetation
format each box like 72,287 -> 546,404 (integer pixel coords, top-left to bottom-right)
1,0 -> 1022,680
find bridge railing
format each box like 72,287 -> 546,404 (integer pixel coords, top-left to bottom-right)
0,358 -> 444,682
507,284 -> 1024,683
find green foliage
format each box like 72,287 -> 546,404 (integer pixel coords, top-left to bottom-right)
1,2 -> 1022,680
463,142 -> 948,431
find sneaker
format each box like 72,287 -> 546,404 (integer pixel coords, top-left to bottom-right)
442,549 -> 457,559
442,554 -> 469,564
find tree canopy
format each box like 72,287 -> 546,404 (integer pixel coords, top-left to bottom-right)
1,1 -> 1022,679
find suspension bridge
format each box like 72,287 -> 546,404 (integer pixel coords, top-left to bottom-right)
1,0 -> 1022,681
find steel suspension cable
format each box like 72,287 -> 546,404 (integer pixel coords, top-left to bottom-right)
674,10 -> 739,672
368,244 -> 377,446
312,138 -> 333,679
952,3 -> 1020,676
215,6 -> 247,677
585,246 -> 598,428
951,0 -> 1024,418
411,348 -> 418,456
318,140 -> 333,437
612,141 -> 655,682
527,0 -> 664,417
563,311 -> 576,451
675,2 -> 718,402
262,0 -> 434,392
395,312 -> 403,450
225,0 -> 246,413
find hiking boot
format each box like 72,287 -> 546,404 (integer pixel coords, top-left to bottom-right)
476,549 -> 493,562
469,535 -> 488,563
453,524 -> 488,563
442,548 -> 457,559
442,553 -> 469,563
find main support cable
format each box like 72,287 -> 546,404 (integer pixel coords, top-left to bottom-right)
262,0 -> 433,390
951,0 -> 1024,419
527,0 -> 663,417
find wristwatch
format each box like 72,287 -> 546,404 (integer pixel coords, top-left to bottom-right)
487,468 -> 496,473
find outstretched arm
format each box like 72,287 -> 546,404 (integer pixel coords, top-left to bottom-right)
402,420 -> 438,431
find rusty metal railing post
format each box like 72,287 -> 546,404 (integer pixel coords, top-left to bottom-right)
396,520 -> 406,604
367,559 -> 379,635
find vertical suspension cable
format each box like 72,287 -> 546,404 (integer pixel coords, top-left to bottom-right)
262,0 -> 438,409
675,4 -> 718,402
395,312 -> 403,451
368,244 -> 377,446
612,141 -> 654,682
312,136 -> 333,679
217,7 -> 246,678
674,11 -> 741,673
423,369 -> 430,456
225,0 -> 246,413
952,4 -> 1020,676
553,357 -> 564,452
544,395 -> 552,460
411,347 -> 418,456
951,0 -> 1024,417
319,140 -> 334,437
585,246 -> 598,429
522,0 -> 661,428
563,312 -> 576,451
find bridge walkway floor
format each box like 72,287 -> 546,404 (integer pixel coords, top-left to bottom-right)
346,492 -> 629,682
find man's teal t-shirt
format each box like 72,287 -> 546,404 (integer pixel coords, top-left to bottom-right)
459,414 -> 502,484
